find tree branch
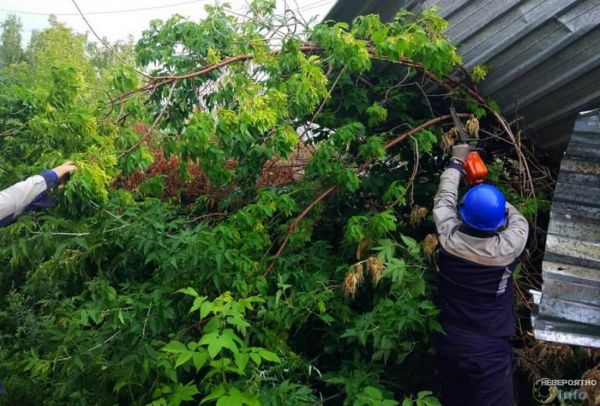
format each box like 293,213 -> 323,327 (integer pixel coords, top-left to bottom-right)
265,113 -> 469,273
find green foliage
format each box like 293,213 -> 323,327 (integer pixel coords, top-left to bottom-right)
355,386 -> 398,405
413,130 -> 437,155
349,8 -> 459,76
0,5 -> 530,405
383,182 -> 407,205
358,136 -> 386,160
366,102 -> 389,127
401,391 -> 441,406
155,292 -> 277,405
64,151 -> 118,210
471,65 -> 488,83
487,164 -> 551,221
313,22 -> 371,73
0,14 -> 24,67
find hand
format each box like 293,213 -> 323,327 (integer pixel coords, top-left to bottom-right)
451,144 -> 470,163
52,161 -> 77,179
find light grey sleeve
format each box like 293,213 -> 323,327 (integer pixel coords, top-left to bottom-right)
0,175 -> 48,222
433,167 -> 462,238
497,202 -> 529,257
433,172 -> 530,266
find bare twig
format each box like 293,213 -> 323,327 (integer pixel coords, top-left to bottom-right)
407,136 -> 420,206
384,113 -> 469,150
186,213 -> 226,224
300,66 -> 347,151
118,82 -> 177,158
142,304 -> 152,338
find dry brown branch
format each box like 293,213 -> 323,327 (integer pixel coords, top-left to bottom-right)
114,44 -> 323,104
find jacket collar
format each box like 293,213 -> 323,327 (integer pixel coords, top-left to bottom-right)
458,223 -> 499,238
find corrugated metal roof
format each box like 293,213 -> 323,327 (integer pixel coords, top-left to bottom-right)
531,109 -> 600,348
326,0 -> 600,159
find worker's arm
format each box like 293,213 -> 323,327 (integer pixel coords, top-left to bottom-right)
433,165 -> 461,236
0,173 -> 53,225
433,145 -> 470,237
498,202 -> 529,257
0,161 -> 76,227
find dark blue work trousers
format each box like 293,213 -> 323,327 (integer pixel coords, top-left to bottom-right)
435,324 -> 513,406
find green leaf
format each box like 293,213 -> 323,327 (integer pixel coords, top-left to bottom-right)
175,352 -> 193,368
383,182 -> 407,205
189,296 -> 207,313
366,102 -> 388,127
345,215 -> 368,243
400,234 -> 420,257
216,397 -> 243,406
169,383 -> 199,405
199,329 -> 240,358
369,210 -> 397,237
257,349 -> 280,363
471,65 -> 488,82
178,287 -> 199,297
413,129 -> 437,154
200,301 -> 213,319
249,352 -> 262,366
162,341 -> 187,354
358,136 -> 386,160
192,351 -> 209,372
374,238 -> 396,261
417,391 -> 431,399
384,257 -> 406,285
201,385 -> 226,404
234,352 -> 250,372
333,122 -> 365,147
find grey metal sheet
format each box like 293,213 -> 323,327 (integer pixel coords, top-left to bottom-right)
529,293 -> 600,348
532,110 -> 600,348
325,0 -> 600,159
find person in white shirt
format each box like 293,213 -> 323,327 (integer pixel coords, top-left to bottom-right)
0,161 -> 76,227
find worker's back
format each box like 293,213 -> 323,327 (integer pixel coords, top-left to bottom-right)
436,236 -> 518,338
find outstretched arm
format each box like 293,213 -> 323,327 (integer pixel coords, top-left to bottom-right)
0,161 -> 76,226
0,173 -> 52,224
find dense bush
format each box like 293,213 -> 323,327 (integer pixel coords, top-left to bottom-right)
0,4 -> 540,405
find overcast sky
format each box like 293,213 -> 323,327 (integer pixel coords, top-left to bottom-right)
0,0 -> 336,45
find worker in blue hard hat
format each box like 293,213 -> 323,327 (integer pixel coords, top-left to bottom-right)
432,144 -> 529,406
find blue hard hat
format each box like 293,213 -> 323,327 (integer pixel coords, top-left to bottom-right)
459,184 -> 507,232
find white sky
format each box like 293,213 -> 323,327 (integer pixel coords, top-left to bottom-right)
0,0 -> 336,45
